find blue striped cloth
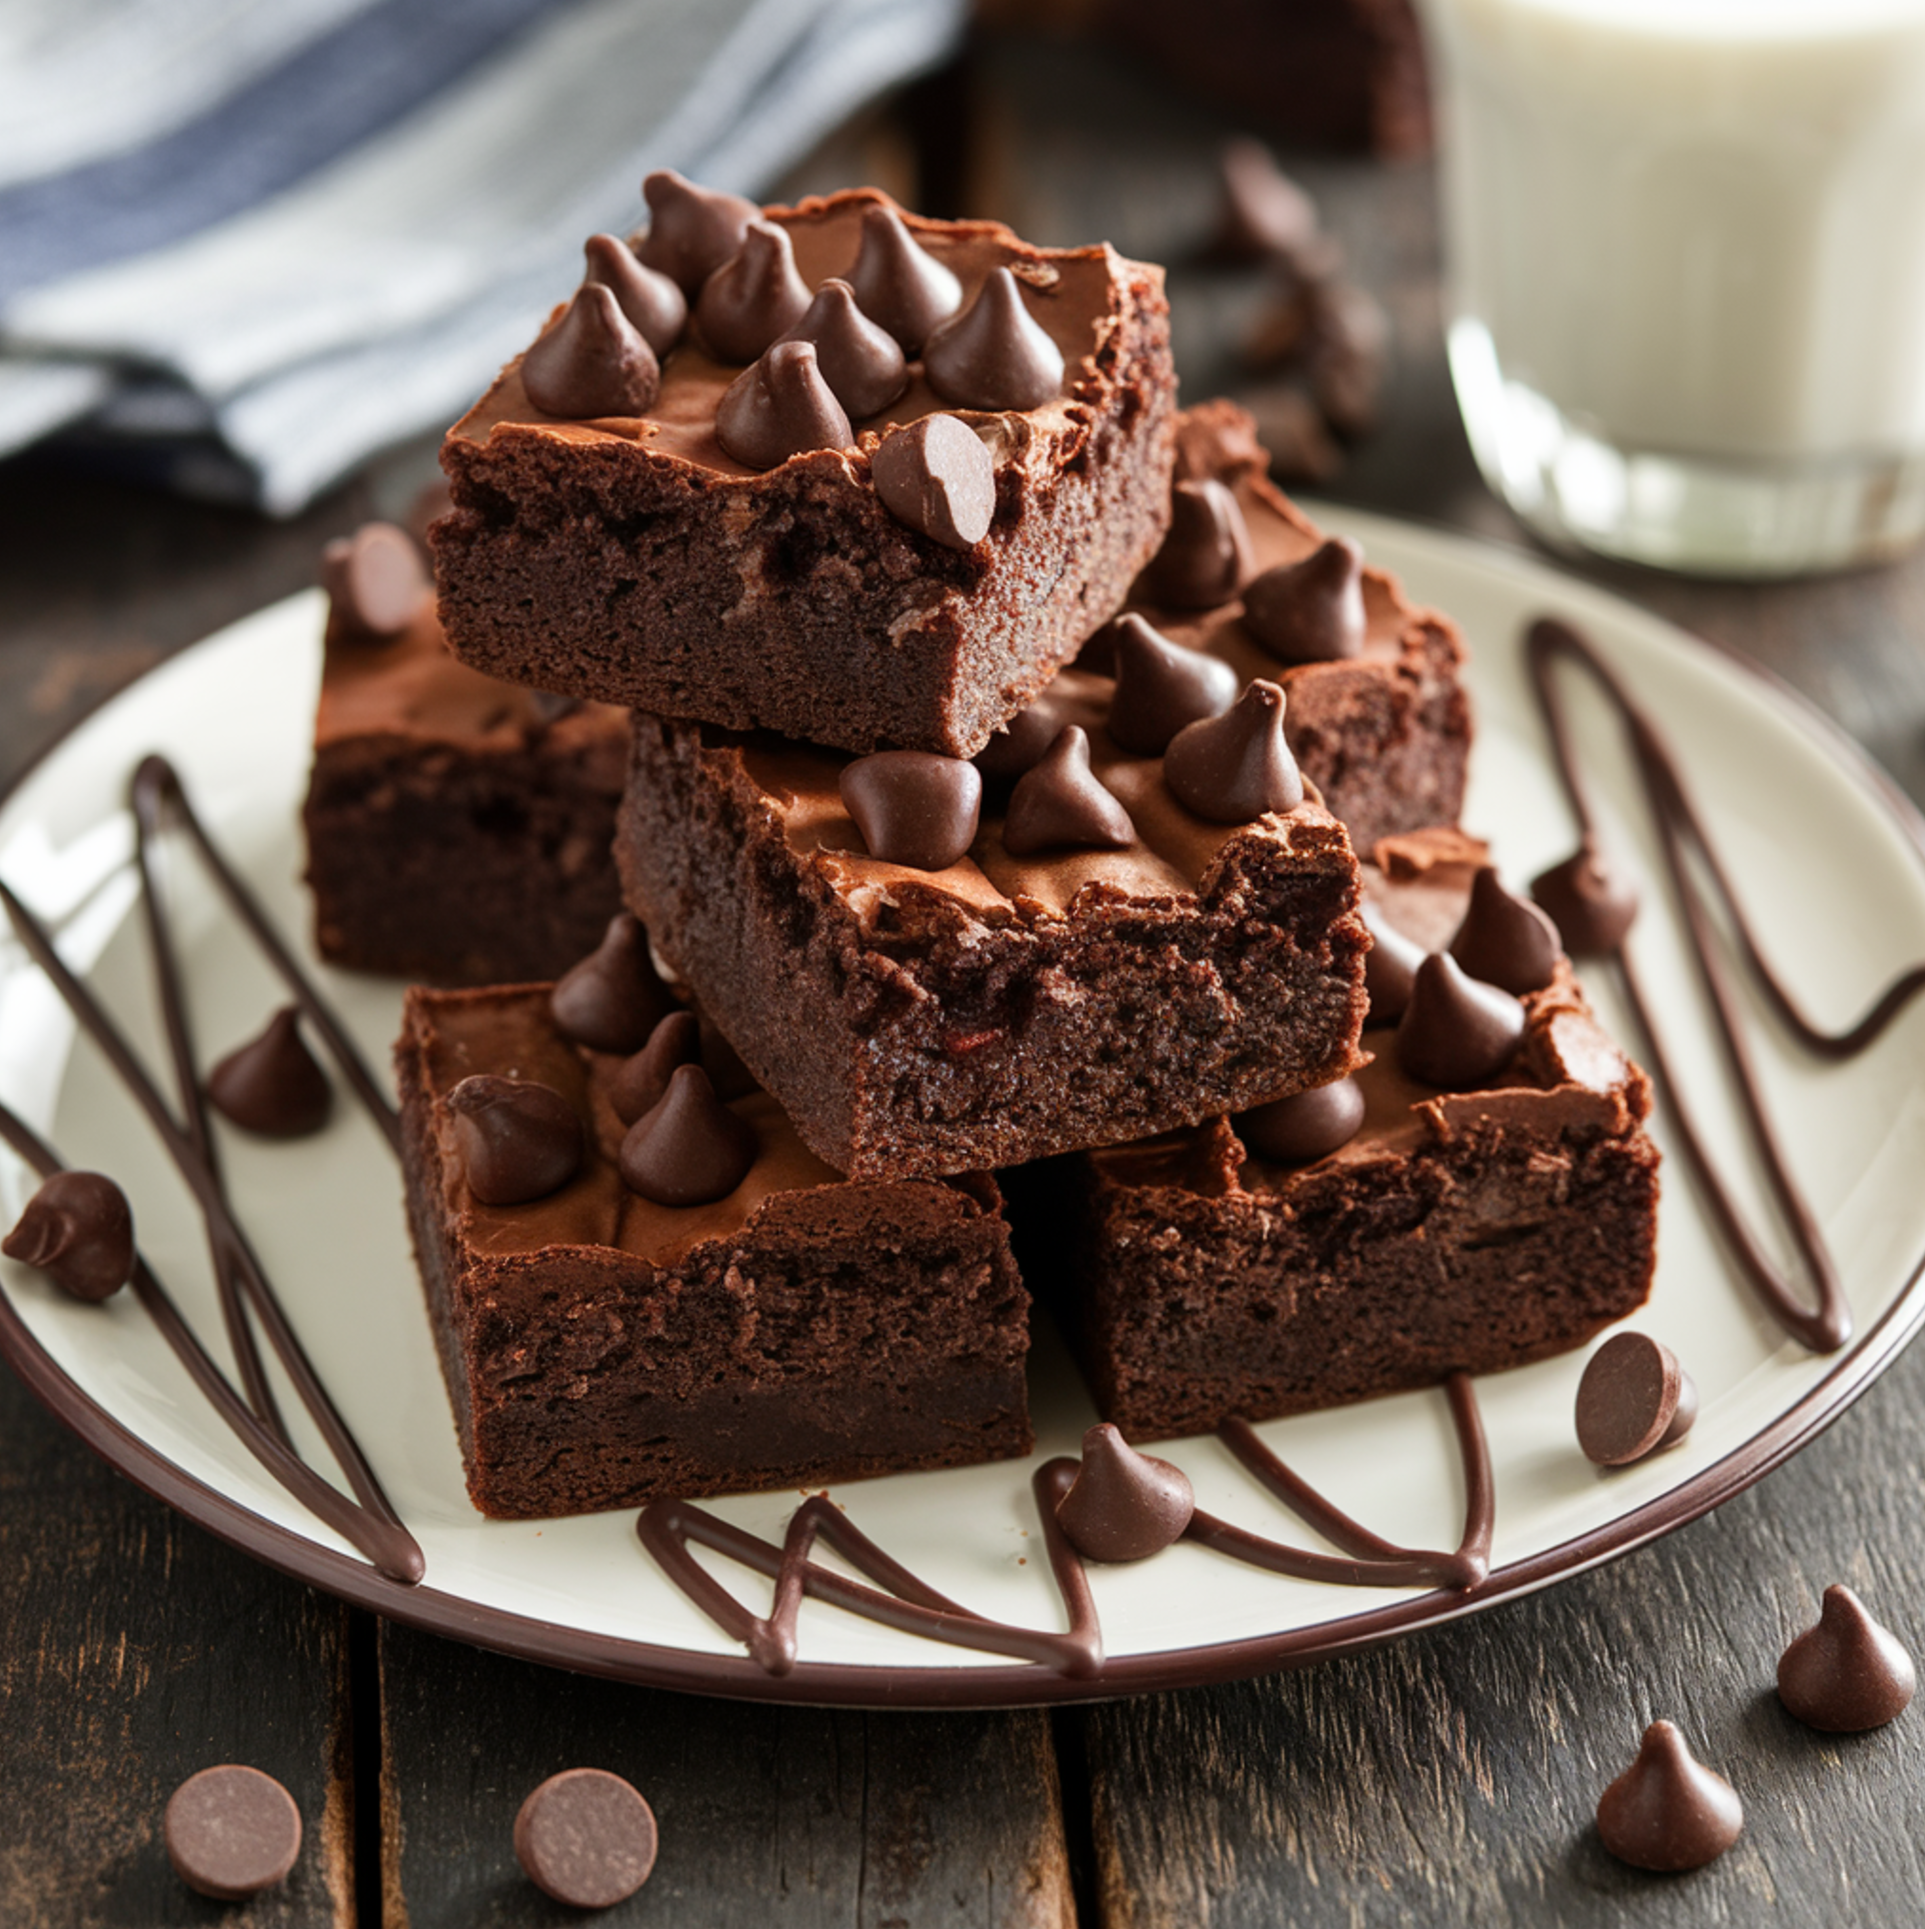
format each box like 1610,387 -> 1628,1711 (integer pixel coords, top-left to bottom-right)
0,0 -> 964,513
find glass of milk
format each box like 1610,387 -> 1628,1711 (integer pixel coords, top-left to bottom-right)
1419,0 -> 1925,575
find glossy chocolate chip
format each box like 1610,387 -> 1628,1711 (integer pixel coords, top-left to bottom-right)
973,693 -> 1070,787
1362,902 -> 1424,1025
840,751 -> 982,871
522,283 -> 661,418
1533,840 -> 1640,956
1138,479 -> 1254,610
1237,1077 -> 1366,1164
583,232 -> 686,354
636,169 -> 758,294
1575,1332 -> 1698,1467
1210,138 -> 1335,272
320,522 -> 430,638
206,1007 -> 332,1138
3,1170 -> 134,1302
714,340 -> 854,470
550,913 -> 676,1055
1395,952 -> 1526,1088
1106,612 -> 1239,755
165,1765 -> 302,1902
609,1010 -> 702,1126
924,267 -> 1064,411
695,219 -> 812,364
1056,1423 -> 1195,1562
1003,727 -> 1134,856
843,202 -> 962,351
1449,867 -> 1564,995
448,1076 -> 583,1207
778,277 -> 907,416
619,1064 -> 757,1206
871,413 -> 995,549
1595,1723 -> 1743,1873
1164,680 -> 1304,824
1778,1585 -> 1917,1732
515,1768 -> 659,1909
1241,538 -> 1366,664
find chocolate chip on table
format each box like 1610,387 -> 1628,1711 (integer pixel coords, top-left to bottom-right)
1575,1333 -> 1699,1467
636,168 -> 758,294
1240,538 -> 1366,665
1595,1722 -> 1743,1872
1003,726 -> 1135,855
840,750 -> 982,871
521,283 -> 661,419
610,1011 -> 703,1126
1237,1077 -> 1366,1163
448,1076 -> 583,1207
779,277 -> 908,417
1362,902 -> 1424,1025
1163,679 -> 1304,824
582,231 -> 687,354
164,1764 -> 302,1901
3,1170 -> 135,1302
1137,478 -> 1254,609
871,413 -> 995,550
1395,952 -> 1527,1088
1449,866 -> 1565,996
515,1767 -> 658,1909
694,218 -> 812,364
320,521 -> 431,638
206,1007 -> 332,1138
619,1064 -> 757,1207
1533,839 -> 1640,955
551,913 -> 677,1056
714,340 -> 855,470
1778,1585 -> 1917,1731
1106,612 -> 1240,755
843,201 -> 963,352
924,266 -> 1065,412
1056,1422 -> 1195,1562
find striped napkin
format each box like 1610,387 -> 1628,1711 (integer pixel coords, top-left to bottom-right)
0,0 -> 963,513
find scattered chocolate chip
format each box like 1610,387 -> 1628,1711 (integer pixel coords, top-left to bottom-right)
1240,383 -> 1344,484
1533,840 -> 1640,956
1241,538 -> 1366,664
320,522 -> 431,638
694,219 -> 812,364
1449,867 -> 1564,996
619,1064 -> 757,1206
1237,1077 -> 1365,1163
206,1007 -> 332,1138
1575,1332 -> 1698,1467
778,277 -> 907,417
714,340 -> 854,470
1362,902 -> 1424,1025
522,283 -> 661,419
1306,280 -> 1390,438
1106,612 -> 1240,755
871,413 -> 995,549
1164,680 -> 1304,824
636,169 -> 758,294
843,202 -> 963,351
1778,1585 -> 1917,1732
582,232 -> 687,354
550,913 -> 677,1055
164,1765 -> 302,1901
1003,726 -> 1135,856
515,1768 -> 658,1910
1395,952 -> 1526,1088
973,694 -> 1069,786
1138,478 -> 1254,609
840,750 -> 982,871
1056,1423 -> 1195,1562
448,1076 -> 583,1207
3,1170 -> 134,1302
1595,1722 -> 1743,1873
923,267 -> 1065,412
1209,139 -> 1332,269
609,1010 -> 702,1126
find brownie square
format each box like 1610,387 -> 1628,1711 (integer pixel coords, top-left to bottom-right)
396,984 -> 1032,1519
431,189 -> 1176,759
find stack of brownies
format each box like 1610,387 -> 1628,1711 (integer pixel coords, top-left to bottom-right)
303,179 -> 1659,1520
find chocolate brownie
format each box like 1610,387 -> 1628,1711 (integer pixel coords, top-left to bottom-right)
396,984 -> 1032,1518
432,188 -> 1176,759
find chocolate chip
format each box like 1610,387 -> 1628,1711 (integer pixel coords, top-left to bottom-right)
840,750 -> 982,871
1241,538 -> 1366,664
843,202 -> 963,352
924,267 -> 1064,412
515,1768 -> 658,1909
973,693 -> 1070,786
1307,280 -> 1390,438
1056,1423 -> 1195,1562
619,1064 -> 757,1207
1209,138 -> 1335,272
1395,952 -> 1527,1088
871,413 -> 995,549
1778,1585 -> 1917,1732
609,1011 -> 702,1126
1575,1332 -> 1698,1467
714,340 -> 854,470
1236,1077 -> 1365,1163
1449,866 -> 1564,996
3,1170 -> 134,1302
522,283 -> 661,419
448,1076 -> 583,1207
1003,726 -> 1135,856
1595,1722 -> 1743,1873
777,277 -> 907,417
1163,679 -> 1304,824
636,169 -> 758,294
206,1007 -> 332,1138
1138,478 -> 1254,609
320,522 -> 430,638
1106,612 -> 1240,755
694,219 -> 812,364
582,232 -> 686,354
1532,840 -> 1640,956
164,1765 -> 302,1901
1362,902 -> 1424,1025
550,913 -> 677,1055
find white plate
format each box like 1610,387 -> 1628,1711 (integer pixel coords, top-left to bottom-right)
3,509 -> 1924,1706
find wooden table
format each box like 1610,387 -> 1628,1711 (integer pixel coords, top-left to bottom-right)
5,32 -> 1925,1927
